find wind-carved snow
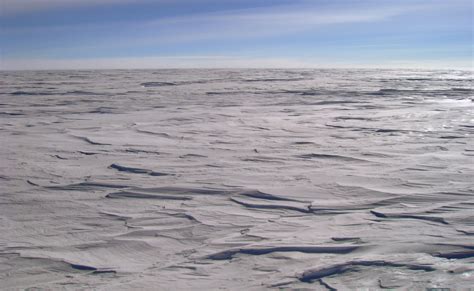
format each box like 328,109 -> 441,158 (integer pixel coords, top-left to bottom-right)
0,69 -> 473,290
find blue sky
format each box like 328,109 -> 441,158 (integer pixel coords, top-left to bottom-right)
0,0 -> 472,69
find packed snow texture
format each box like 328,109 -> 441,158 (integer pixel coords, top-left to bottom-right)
0,69 -> 473,290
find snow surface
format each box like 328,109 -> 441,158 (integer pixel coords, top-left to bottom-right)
0,69 -> 473,290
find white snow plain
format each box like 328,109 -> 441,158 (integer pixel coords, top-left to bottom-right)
0,69 -> 473,290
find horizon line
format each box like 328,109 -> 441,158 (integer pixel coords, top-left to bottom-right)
1,66 -> 473,72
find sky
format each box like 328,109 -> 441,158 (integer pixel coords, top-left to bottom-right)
0,0 -> 472,70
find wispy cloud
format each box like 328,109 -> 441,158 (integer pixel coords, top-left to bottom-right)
1,2 -> 423,49
1,0 -> 471,70
137,3 -> 416,43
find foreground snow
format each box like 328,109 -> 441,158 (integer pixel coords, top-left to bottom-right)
1,69 -> 473,290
